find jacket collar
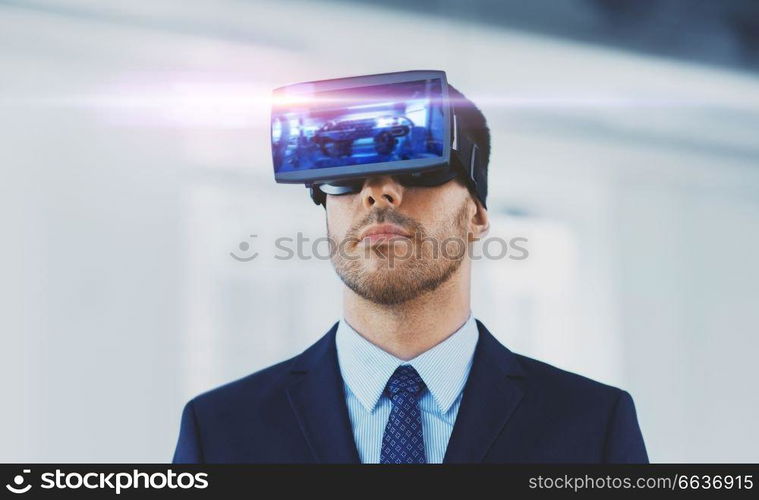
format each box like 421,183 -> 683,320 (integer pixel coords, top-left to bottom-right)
442,319 -> 527,463
334,313 -> 478,415
286,321 -> 361,463
285,318 -> 526,463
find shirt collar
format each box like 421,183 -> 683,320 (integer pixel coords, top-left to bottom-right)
335,312 -> 479,415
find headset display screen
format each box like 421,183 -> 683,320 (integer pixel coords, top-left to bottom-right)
272,78 -> 445,173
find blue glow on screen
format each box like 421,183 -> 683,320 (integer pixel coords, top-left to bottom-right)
272,79 -> 444,173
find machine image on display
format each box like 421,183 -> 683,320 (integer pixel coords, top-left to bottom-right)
271,78 -> 445,173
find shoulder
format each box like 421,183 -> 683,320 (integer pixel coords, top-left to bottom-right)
475,320 -> 631,409
183,323 -> 338,417
185,355 -> 296,417
513,352 -> 630,408
484,339 -> 647,462
508,350 -> 643,453
471,322 -> 647,462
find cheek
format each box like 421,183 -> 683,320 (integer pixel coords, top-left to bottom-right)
427,208 -> 467,240
411,183 -> 465,217
326,204 -> 354,240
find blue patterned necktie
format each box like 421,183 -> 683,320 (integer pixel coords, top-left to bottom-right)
380,365 -> 427,464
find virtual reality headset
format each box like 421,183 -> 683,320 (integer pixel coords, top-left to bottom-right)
270,70 -> 487,209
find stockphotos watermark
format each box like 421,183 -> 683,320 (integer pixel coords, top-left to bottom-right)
230,232 -> 529,265
4,468 -> 208,495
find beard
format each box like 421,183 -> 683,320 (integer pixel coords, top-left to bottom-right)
328,202 -> 470,306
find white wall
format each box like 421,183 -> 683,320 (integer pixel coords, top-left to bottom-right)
1,0 -> 758,462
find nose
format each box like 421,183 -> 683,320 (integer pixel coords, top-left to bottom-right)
360,175 -> 404,209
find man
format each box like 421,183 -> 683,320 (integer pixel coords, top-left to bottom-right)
172,83 -> 648,464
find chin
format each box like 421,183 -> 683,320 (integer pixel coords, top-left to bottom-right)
357,283 -> 419,306
359,255 -> 417,273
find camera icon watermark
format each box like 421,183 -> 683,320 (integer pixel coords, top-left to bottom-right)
5,469 -> 32,494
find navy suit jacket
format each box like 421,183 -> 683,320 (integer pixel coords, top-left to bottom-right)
173,319 -> 648,463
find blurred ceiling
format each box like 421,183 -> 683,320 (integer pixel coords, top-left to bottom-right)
2,0 -> 757,73
336,0 -> 759,73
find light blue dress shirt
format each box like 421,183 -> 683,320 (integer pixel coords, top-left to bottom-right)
335,312 -> 479,464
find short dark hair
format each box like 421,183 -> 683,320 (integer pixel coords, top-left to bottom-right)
448,83 -> 490,209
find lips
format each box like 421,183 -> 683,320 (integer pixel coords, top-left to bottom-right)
359,223 -> 412,244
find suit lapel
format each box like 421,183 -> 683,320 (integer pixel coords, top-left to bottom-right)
286,322 -> 361,463
443,319 -> 527,463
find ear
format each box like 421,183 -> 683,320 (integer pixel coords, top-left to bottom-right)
468,196 -> 489,241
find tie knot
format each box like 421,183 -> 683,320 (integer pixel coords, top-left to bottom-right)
385,365 -> 426,397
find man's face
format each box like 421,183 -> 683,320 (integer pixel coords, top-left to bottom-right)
326,175 -> 481,305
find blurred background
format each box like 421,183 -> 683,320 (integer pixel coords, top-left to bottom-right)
2,0 -> 758,462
